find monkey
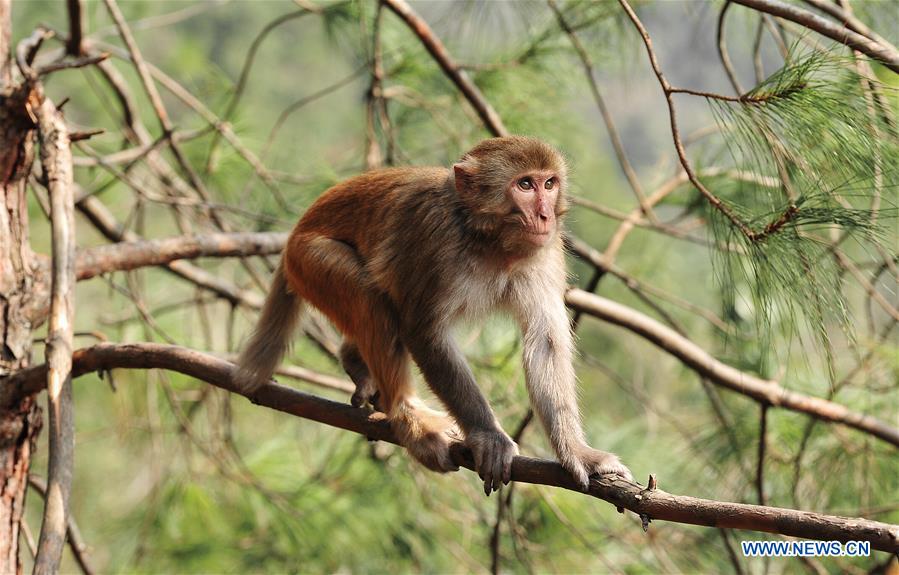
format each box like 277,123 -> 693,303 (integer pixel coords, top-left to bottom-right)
235,136 -> 632,494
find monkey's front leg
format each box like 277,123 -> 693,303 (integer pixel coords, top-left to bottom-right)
404,330 -> 518,495
521,304 -> 633,491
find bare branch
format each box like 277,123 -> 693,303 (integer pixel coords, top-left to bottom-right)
617,0 -> 756,239
73,231 -> 287,282
5,343 -> 898,552
802,0 -> 898,60
74,196 -> 264,308
717,1 -> 744,94
28,476 -> 95,575
34,96 -> 75,575
206,8 -> 313,173
37,53 -> 108,76
65,0 -> 85,56
382,0 -> 508,137
565,288 -> 899,448
101,0 -> 172,131
732,0 -> 899,73
548,0 -> 656,221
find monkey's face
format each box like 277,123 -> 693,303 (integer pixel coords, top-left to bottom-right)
506,170 -> 560,247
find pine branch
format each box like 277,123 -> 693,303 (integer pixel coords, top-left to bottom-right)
732,0 -> 899,73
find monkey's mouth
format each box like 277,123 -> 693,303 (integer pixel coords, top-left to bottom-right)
524,230 -> 552,245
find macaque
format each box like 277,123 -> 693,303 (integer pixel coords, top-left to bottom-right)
236,136 -> 632,493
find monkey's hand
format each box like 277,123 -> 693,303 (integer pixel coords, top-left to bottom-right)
563,445 -> 632,492
466,429 -> 519,495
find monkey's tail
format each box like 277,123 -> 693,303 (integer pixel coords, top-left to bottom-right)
234,261 -> 304,393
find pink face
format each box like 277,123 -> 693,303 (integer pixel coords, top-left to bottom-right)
508,170 -> 559,247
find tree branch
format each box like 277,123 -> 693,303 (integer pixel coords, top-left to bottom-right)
565,288 -> 899,448
382,0 -> 508,137
73,231 -> 287,282
34,95 -> 75,575
617,0 -> 757,240
732,0 -> 899,73
4,343 -> 898,552
65,0 -> 84,56
28,476 -> 95,575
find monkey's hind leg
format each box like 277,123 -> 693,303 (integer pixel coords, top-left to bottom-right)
339,340 -> 378,408
287,235 -> 458,473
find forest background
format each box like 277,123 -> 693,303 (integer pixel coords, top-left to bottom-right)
3,0 -> 898,573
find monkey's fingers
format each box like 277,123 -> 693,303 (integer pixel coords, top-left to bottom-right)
490,436 -> 519,494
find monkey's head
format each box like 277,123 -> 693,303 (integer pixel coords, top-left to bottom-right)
453,136 -> 569,255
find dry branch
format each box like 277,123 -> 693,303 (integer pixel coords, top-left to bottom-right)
617,0 -> 756,240
382,0 -> 508,137
733,0 -> 899,73
34,96 -> 75,575
565,289 -> 899,448
5,343 -> 898,552
28,476 -> 95,575
74,231 -> 287,281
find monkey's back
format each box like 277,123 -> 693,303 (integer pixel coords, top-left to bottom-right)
287,167 -> 466,308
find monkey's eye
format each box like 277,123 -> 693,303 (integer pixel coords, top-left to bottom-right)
518,177 -> 534,190
545,177 -> 555,190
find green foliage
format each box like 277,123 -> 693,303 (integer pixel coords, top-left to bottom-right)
705,50 -> 898,367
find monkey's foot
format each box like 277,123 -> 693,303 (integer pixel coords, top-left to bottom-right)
405,428 -> 460,473
564,445 -> 633,491
466,428 -> 519,496
350,381 -> 379,409
339,342 -> 378,408
392,402 -> 460,473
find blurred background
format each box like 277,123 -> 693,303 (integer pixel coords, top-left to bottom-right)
12,0 -> 898,572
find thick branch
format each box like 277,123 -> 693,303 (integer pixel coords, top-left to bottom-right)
35,96 -> 75,575
4,343 -> 898,552
74,196 -> 264,308
565,289 -> 899,448
382,0 -> 508,137
733,0 -> 899,73
801,0 -> 896,51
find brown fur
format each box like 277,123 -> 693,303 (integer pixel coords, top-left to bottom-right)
235,136 -> 631,492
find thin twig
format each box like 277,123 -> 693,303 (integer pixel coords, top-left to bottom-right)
548,0 -> 655,221
28,476 -> 95,575
717,1 -> 744,94
382,0 -> 508,137
617,0 -> 757,240
205,8 -> 315,173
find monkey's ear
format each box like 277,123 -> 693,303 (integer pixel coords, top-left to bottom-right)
453,162 -> 477,196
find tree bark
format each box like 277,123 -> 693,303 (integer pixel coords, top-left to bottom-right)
0,68 -> 42,575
